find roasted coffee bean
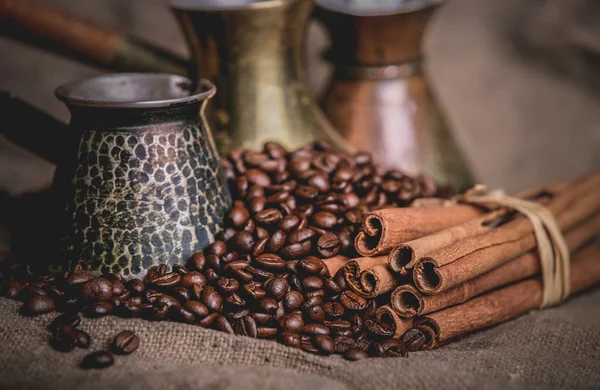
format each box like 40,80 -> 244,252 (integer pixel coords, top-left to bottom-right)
280,331 -> 301,348
295,185 -> 319,200
287,228 -> 315,244
112,330 -> 140,354
185,301 -> 209,318
264,277 -> 289,300
225,293 -> 246,308
234,316 -> 258,338
242,218 -> 256,233
201,287 -> 223,312
316,233 -> 340,258
25,295 -> 55,315
172,306 -> 195,324
190,283 -> 204,300
111,280 -> 125,297
81,351 -> 114,369
302,276 -> 323,290
340,290 -> 368,311
82,278 -> 113,301
204,268 -> 220,282
75,330 -> 90,349
280,241 -> 311,259
332,329 -> 354,338
323,302 -> 344,319
68,271 -> 95,285
230,309 -> 250,320
250,197 -> 266,213
246,266 -> 274,282
243,282 -> 266,300
364,319 -> 394,339
255,254 -> 286,270
50,326 -> 78,352
344,348 -> 369,361
249,312 -> 272,326
49,312 -> 81,332
268,230 -> 287,253
280,313 -> 304,332
198,312 -> 218,327
255,208 -> 282,225
156,294 -> 180,308
264,142 -> 287,159
181,271 -> 206,288
258,297 -> 278,314
311,212 -> 338,229
163,284 -> 185,301
401,328 -> 426,352
86,301 -> 113,317
216,277 -> 239,294
173,264 -> 189,275
302,323 -> 330,335
246,169 -> 271,187
283,290 -> 304,311
305,305 -> 325,323
157,264 -> 168,276
233,231 -> 256,253
322,279 -> 341,295
145,289 -> 162,303
333,269 -> 348,291
216,315 -> 235,334
251,237 -> 268,257
278,215 -> 301,232
303,296 -> 323,309
206,254 -> 222,271
257,327 -> 278,338
22,285 -> 47,299
228,207 -> 250,227
324,319 -> 351,331
350,314 -> 363,334
300,337 -> 320,353
314,334 -> 335,355
126,278 -> 145,295
370,339 -> 407,357
334,336 -> 369,354
190,252 -> 206,271
207,240 -> 228,256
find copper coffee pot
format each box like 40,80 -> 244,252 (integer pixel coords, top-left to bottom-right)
171,0 -> 353,154
315,0 -> 474,191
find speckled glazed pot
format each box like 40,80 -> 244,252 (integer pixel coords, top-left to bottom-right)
50,73 -> 231,278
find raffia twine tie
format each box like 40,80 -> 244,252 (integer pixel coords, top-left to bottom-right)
457,185 -> 570,308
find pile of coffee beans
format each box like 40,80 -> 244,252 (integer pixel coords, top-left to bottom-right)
0,142 -> 439,366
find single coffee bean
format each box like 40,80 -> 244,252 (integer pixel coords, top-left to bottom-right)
204,268 -> 220,282
303,296 -> 323,309
198,312 -> 218,328
340,290 -> 368,311
216,315 -> 235,334
250,197 -> 266,214
370,339 -> 407,358
228,207 -> 250,227
283,290 -> 304,311
268,230 -> 287,253
111,280 -> 125,297
302,323 -> 330,335
190,283 -> 204,300
229,309 -> 250,320
314,334 -> 335,355
302,276 -> 323,290
68,271 -> 95,285
242,218 -> 256,234
201,286 -> 223,312
332,329 -> 354,338
157,264 -> 168,276
312,212 -> 338,229
216,277 -> 239,294
75,330 -> 90,349
82,278 -> 113,301
171,286 -> 190,303
344,348 -> 369,361
287,228 -> 315,245
333,268 -> 348,290
251,237 -> 268,257
156,294 -> 181,308
112,330 -> 140,355
25,295 -> 55,315
48,312 -> 81,332
81,351 -> 114,369
149,302 -> 169,320
255,254 -> 286,270
280,241 -> 311,259
258,297 -> 278,314
233,231 -> 256,253
264,142 -> 287,159
225,293 -> 247,308
185,300 -> 209,318
324,319 -> 351,331
280,331 -> 301,348
50,326 -> 78,352
207,240 -> 228,256
245,266 -> 274,282
242,282 -> 266,300
126,279 -> 145,295
181,271 -> 206,288
173,264 -> 189,275
256,327 -> 278,338
86,301 -> 113,317
234,316 -> 258,338
401,328 -> 426,352
190,252 -> 206,271
323,302 -> 345,319
298,257 -> 325,275
249,312 -> 272,326
206,254 -> 222,271
172,306 -> 195,324
280,313 -> 304,332
246,168 -> 271,187
265,277 -> 289,300
255,208 -> 282,225
145,289 -> 162,303
317,233 -> 340,258
305,305 -> 325,323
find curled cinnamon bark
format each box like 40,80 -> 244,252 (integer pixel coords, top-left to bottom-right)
355,205 -> 484,257
322,255 -> 350,277
413,172 -> 600,294
416,242 -> 600,348
344,257 -> 398,298
374,305 -> 414,338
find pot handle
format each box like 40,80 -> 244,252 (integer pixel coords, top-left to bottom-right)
0,90 -> 67,165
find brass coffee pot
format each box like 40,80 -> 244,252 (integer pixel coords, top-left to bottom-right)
171,0 -> 353,154
315,0 -> 475,191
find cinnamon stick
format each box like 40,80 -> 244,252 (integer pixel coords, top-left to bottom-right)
416,241 -> 600,348
354,205 -> 485,257
344,257 -> 400,298
392,212 -> 600,317
414,171 -> 600,294
322,255 -> 350,277
374,305 -> 414,338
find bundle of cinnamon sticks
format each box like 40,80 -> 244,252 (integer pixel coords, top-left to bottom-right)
343,171 -> 600,350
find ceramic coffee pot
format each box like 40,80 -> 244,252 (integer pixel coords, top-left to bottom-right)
9,73 -> 231,278
171,0 -> 353,154
315,0 -> 475,191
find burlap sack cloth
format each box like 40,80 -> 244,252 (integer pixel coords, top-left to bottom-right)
2,0 -> 600,389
